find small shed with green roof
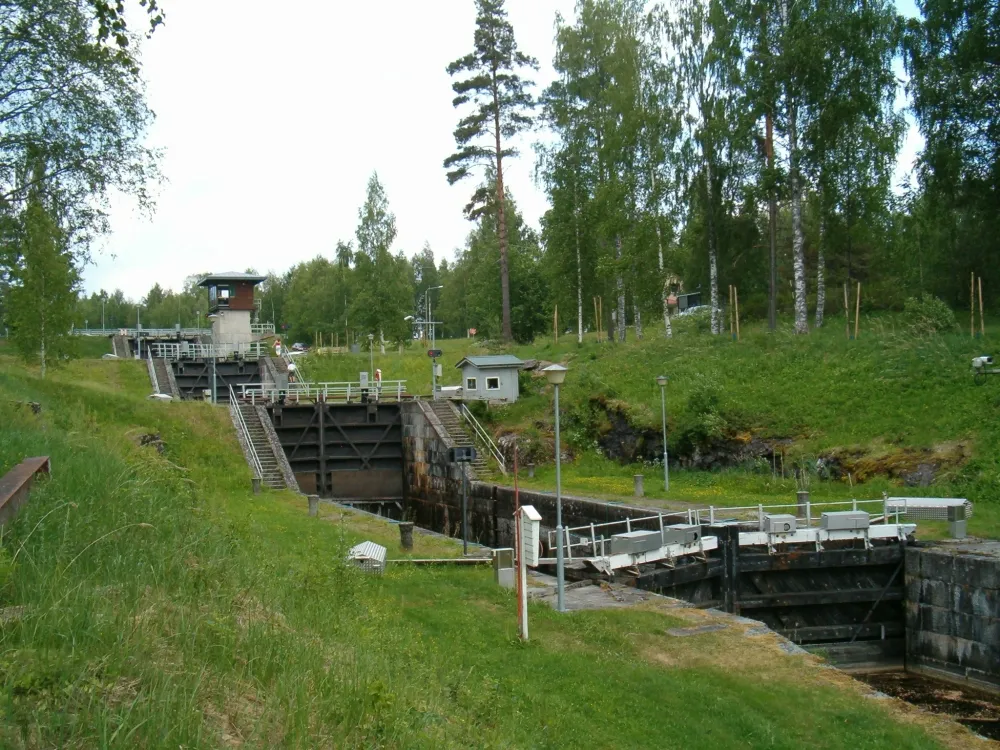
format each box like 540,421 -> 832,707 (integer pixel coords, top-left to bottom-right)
455,355 -> 525,403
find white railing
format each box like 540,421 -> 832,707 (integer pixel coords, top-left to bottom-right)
546,511 -> 678,559
72,327 -> 212,337
281,350 -> 307,383
459,404 -> 506,475
545,498 -> 904,560
251,322 -> 275,335
229,385 -> 263,480
239,380 -> 408,404
150,341 -> 266,360
686,498 -> 891,530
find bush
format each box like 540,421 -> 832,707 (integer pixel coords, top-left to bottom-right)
903,294 -> 957,334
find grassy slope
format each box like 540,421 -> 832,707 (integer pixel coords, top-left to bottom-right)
306,316 -> 1000,538
0,354 -> 974,748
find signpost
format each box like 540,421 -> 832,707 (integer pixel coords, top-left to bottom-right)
448,446 -> 477,554
516,505 -> 541,640
428,348 -> 442,399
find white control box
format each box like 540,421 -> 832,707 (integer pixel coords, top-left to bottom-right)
520,505 -> 542,567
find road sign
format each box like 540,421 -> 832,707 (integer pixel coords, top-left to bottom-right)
428,348 -> 442,358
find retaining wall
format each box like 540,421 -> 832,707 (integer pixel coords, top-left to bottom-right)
401,398 -> 682,547
905,542 -> 1000,693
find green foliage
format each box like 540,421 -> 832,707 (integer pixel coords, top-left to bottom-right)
351,173 -> 414,345
902,294 -> 957,335
0,0 -> 159,267
6,199 -> 78,377
437,182 -> 549,343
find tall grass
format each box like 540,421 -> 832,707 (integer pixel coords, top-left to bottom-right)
0,356 -> 951,747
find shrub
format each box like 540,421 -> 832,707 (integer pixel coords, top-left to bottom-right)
903,294 -> 957,334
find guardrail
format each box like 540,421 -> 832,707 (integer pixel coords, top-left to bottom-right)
459,403 -> 506,475
239,380 -> 408,404
150,341 -> 266,360
546,498 -> 901,558
251,322 -> 275,336
229,385 -> 263,480
72,328 -> 212,337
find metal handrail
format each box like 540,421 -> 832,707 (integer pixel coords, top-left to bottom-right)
147,348 -> 160,394
150,341 -> 266,360
547,498 -> 897,555
251,322 -> 275,335
281,350 -> 308,384
72,327 -> 212,337
229,385 -> 263,480
459,404 -> 506,475
240,380 -> 408,405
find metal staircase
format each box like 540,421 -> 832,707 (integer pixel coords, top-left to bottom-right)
235,401 -> 286,489
428,401 -> 491,476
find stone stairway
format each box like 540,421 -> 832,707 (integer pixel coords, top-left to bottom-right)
428,400 -> 491,476
237,402 -> 286,489
152,358 -> 174,398
112,334 -> 129,358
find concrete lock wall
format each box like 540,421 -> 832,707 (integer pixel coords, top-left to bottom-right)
401,398 -> 681,547
905,544 -> 1000,692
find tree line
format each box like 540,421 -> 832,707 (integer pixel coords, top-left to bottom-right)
3,0 -> 998,369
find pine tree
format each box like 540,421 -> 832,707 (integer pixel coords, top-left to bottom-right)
445,0 -> 538,343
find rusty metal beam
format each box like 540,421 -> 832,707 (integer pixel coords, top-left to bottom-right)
0,456 -> 50,526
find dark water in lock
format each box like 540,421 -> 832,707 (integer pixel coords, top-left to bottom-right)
857,671 -> 1000,740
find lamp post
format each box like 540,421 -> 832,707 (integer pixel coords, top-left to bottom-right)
422,285 -> 443,398
367,332 -> 375,379
656,375 -> 669,491
543,363 -> 568,612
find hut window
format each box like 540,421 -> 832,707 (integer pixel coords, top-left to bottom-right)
466,377 -> 477,391
486,377 -> 500,390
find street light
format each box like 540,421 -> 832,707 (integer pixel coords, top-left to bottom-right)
423,285 -> 444,346
656,375 -> 669,491
367,332 -> 375,379
423,285 -> 444,399
543,363 -> 568,612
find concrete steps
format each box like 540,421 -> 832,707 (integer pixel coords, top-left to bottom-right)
237,403 -> 285,489
112,335 -> 129,359
428,401 -> 491,476
152,358 -> 174,398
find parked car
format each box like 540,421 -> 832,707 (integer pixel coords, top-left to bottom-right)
291,342 -> 309,352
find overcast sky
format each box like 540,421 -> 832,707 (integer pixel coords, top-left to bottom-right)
82,0 -> 923,296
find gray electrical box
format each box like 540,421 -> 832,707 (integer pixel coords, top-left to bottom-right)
493,548 -> 514,588
820,511 -> 870,531
947,505 -> 967,539
764,514 -> 797,534
665,524 -> 701,546
610,530 -> 662,555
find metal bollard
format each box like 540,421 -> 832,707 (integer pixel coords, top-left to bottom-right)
796,490 -> 809,519
252,477 -> 261,495
399,521 -> 414,550
308,494 -> 319,517
634,474 -> 644,498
